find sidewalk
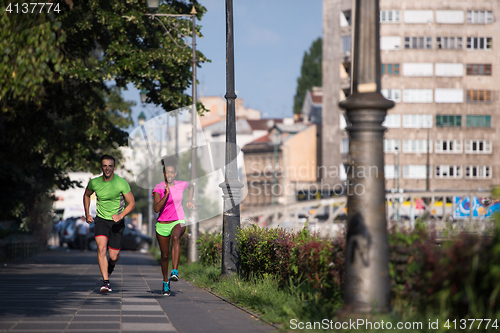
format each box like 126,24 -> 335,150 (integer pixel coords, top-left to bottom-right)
0,249 -> 276,333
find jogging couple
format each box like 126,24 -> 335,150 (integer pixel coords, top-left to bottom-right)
83,154 -> 193,295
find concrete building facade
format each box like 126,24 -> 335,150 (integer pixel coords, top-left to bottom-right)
322,0 -> 500,192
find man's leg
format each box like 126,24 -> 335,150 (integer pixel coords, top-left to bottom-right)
107,248 -> 120,276
96,236 -> 109,281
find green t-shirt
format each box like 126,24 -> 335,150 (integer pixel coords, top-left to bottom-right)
87,175 -> 131,220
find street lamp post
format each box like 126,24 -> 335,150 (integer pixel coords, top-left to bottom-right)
138,112 -> 153,238
271,129 -> 280,205
220,0 -> 243,276
395,146 -> 400,222
144,1 -> 198,262
338,0 -> 393,313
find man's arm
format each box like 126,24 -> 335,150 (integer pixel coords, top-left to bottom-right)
83,188 -> 94,223
112,191 -> 136,222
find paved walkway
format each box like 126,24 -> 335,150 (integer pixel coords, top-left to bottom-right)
0,249 -> 276,333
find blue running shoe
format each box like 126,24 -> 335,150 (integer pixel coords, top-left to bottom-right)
162,280 -> 170,296
170,269 -> 179,281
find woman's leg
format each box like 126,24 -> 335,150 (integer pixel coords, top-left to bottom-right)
171,224 -> 186,270
156,232 -> 171,282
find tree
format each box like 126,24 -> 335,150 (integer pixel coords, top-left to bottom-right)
293,37 -> 322,115
0,0 -> 208,233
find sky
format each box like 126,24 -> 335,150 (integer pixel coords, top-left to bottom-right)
123,0 -> 323,131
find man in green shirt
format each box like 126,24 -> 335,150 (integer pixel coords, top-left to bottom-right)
83,155 -> 135,293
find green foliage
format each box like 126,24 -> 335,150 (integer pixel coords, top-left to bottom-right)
237,224 -> 345,304
0,0 -> 208,224
197,232 -> 222,266
293,37 -> 322,114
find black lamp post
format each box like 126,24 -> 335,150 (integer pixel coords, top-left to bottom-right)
137,111 -> 153,238
220,0 -> 243,276
338,0 -> 393,313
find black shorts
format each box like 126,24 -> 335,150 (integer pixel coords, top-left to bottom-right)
94,216 -> 125,250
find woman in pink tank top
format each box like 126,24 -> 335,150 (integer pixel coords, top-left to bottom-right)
153,162 -> 194,295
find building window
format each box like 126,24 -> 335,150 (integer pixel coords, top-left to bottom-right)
436,37 -> 463,49
405,36 -> 432,49
341,10 -> 351,27
381,89 -> 401,102
385,165 -> 398,179
381,63 -> 400,75
380,10 -> 401,23
383,114 -> 401,128
403,89 -> 433,103
384,139 -> 400,153
465,140 -> 492,154
436,10 -> 464,24
466,64 -> 492,75
466,90 -> 493,102
435,140 -> 463,153
466,37 -> 493,50
403,165 -> 428,179
466,10 -> 494,24
380,36 -> 401,50
342,36 -> 351,56
403,140 -> 432,153
465,166 -> 491,179
341,138 -> 349,154
403,114 -> 432,128
435,63 -> 463,77
404,10 -> 433,24
466,115 -> 491,127
435,165 -> 462,178
403,63 -> 433,76
339,114 -> 348,130
435,89 -> 464,103
436,115 -> 462,127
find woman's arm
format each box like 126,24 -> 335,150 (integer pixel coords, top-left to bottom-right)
186,184 -> 195,209
153,185 -> 169,213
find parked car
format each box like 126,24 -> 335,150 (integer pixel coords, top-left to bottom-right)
59,217 -> 80,248
60,218 -> 152,253
87,223 -> 152,253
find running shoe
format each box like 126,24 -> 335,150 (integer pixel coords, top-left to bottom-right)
100,280 -> 112,293
170,269 -> 179,281
162,280 -> 171,296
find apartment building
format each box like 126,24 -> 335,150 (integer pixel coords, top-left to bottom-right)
323,0 -> 500,191
241,120 -> 317,207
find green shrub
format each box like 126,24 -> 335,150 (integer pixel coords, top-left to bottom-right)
238,225 -> 295,283
197,231 -> 222,266
237,224 -> 345,303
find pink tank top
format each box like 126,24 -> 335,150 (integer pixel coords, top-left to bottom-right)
152,180 -> 189,221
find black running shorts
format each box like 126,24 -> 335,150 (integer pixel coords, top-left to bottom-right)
94,216 -> 125,250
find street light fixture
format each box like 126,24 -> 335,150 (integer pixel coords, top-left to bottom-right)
145,0 -> 160,11
143,3 -> 199,262
140,89 -> 149,104
138,111 -> 146,126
